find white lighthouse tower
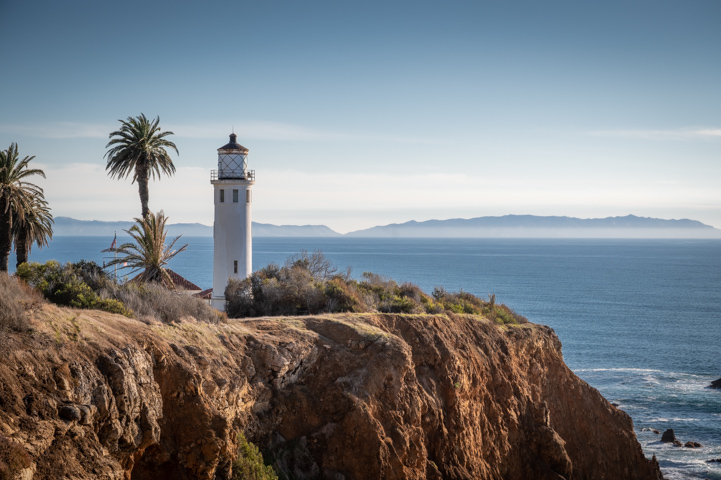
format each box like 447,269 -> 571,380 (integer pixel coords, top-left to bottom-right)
210,133 -> 255,310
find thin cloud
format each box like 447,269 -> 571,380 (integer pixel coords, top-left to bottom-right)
167,121 -> 337,141
0,122 -> 112,139
695,129 -> 721,137
168,121 -> 442,144
0,120 -> 442,144
589,128 -> 721,140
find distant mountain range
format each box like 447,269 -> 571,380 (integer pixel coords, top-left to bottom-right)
53,215 -> 720,238
53,217 -> 339,238
344,215 -> 720,238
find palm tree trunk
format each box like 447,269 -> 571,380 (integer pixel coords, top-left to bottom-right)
15,227 -> 28,268
0,197 -> 12,273
137,163 -> 150,218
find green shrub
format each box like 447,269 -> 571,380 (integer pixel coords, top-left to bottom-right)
16,261 -> 132,317
324,278 -> 363,312
432,287 -> 484,315
16,260 -> 223,324
225,277 -> 257,318
224,251 -> 528,324
232,433 -> 277,480
70,259 -> 109,291
95,298 -> 132,316
226,262 -> 331,317
484,303 -> 528,325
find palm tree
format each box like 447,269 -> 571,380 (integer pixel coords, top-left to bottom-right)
109,211 -> 187,288
104,114 -> 179,218
0,143 -> 46,273
13,194 -> 53,268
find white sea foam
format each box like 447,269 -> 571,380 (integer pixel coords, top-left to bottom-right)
575,367 -> 667,373
647,417 -> 700,423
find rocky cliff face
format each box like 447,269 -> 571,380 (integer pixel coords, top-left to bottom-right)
0,305 -> 662,480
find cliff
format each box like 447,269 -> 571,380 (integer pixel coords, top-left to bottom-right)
0,305 -> 662,480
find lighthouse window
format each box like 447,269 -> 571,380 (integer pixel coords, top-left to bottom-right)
246,190 -> 252,204
233,260 -> 238,274
233,189 -> 239,203
219,189 -> 225,203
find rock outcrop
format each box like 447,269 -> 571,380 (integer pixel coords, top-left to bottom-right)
0,305 -> 663,480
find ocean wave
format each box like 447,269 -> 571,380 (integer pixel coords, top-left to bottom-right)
646,417 -> 701,423
576,368 -> 711,381
576,367 -> 667,373
662,467 -> 720,480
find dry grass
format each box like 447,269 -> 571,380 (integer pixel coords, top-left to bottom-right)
0,275 -> 40,332
100,282 -> 224,325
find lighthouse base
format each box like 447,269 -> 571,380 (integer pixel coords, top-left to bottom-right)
211,296 -> 226,311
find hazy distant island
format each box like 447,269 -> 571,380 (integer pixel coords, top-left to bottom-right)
53,217 -> 340,238
53,214 -> 720,238
345,214 -> 721,238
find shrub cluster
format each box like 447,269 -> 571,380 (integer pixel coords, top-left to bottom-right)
100,281 -> 222,324
232,433 -> 278,480
16,261 -> 130,316
15,260 -> 222,324
225,251 -> 528,325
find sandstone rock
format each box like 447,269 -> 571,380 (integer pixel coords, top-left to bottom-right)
684,441 -> 702,448
58,405 -> 81,422
78,404 -> 95,425
710,378 -> 721,389
673,440 -> 683,447
0,306 -> 665,480
661,429 -> 676,442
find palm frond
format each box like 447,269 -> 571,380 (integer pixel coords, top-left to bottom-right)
0,143 -> 47,271
107,211 -> 188,289
104,113 -> 178,181
104,114 -> 178,218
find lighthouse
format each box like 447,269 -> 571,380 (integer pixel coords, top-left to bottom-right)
210,133 -> 255,310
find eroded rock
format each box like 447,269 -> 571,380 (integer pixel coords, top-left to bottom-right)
58,404 -> 81,422
0,306 -> 664,480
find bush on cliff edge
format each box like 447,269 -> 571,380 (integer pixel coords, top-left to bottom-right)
225,250 -> 528,325
16,260 -> 130,316
16,260 -> 223,324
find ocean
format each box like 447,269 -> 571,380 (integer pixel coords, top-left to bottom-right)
11,236 -> 721,480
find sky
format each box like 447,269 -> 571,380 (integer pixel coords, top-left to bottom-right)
1,0 -> 719,233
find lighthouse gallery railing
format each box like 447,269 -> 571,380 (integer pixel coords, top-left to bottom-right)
210,170 -> 255,181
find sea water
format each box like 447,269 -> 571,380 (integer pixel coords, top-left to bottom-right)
12,237 -> 721,479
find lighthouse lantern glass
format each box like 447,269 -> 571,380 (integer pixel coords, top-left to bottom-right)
218,152 -> 247,179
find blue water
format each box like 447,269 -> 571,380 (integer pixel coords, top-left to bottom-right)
12,237 -> 721,479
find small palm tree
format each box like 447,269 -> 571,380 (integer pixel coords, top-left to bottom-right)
13,195 -> 54,268
110,211 -> 187,288
0,143 -> 46,273
104,114 -> 179,218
